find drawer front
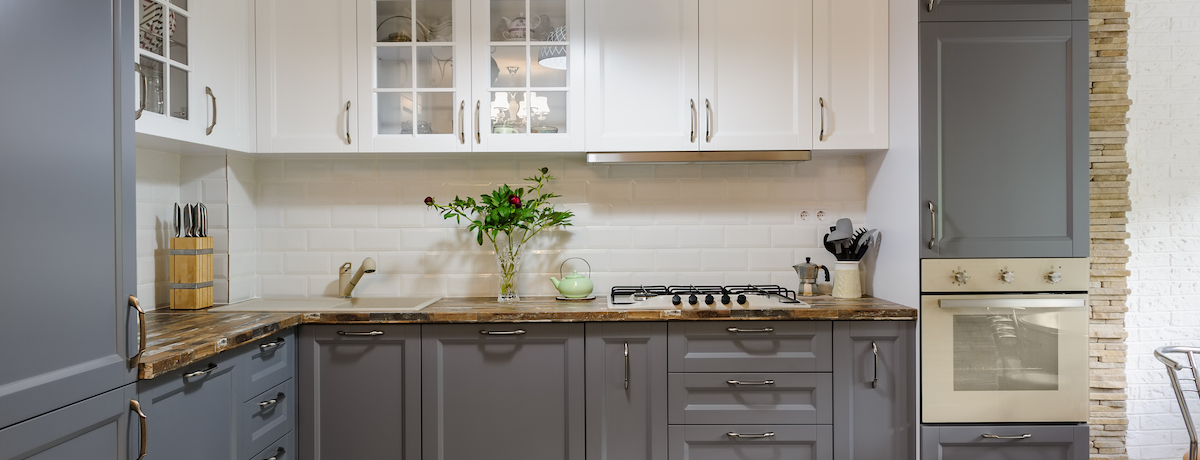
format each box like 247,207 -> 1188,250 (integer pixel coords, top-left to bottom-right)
240,378 -> 295,459
245,330 -> 296,401
921,424 -> 1089,460
249,429 -> 293,460
669,425 -> 832,460
669,373 -> 832,425
668,321 -> 832,372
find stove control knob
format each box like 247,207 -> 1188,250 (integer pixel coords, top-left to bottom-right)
1047,270 -> 1063,284
688,294 -> 698,305
1000,270 -> 1015,284
736,294 -> 747,306
721,294 -> 732,305
953,268 -> 970,286
671,295 -> 682,306
704,294 -> 715,305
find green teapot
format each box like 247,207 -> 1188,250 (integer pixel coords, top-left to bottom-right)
550,258 -> 593,298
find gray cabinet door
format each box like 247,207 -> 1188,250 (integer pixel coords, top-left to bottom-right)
920,21 -> 1088,259
668,322 -> 833,373
921,0 -> 1086,22
669,425 -> 833,460
298,325 -> 421,460
423,323 -> 585,460
833,322 -> 915,460
921,424 -> 1088,460
0,0 -> 137,430
136,355 -> 241,460
585,322 -> 668,460
0,384 -> 134,460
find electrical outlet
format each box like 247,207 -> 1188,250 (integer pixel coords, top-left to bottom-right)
799,207 -> 832,223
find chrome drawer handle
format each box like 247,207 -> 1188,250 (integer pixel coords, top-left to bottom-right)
623,342 -> 630,390
259,393 -> 284,409
726,327 -> 773,333
982,433 -> 1032,440
338,330 -> 384,336
260,338 -> 285,351
727,380 -> 775,385
183,363 -> 218,379
480,329 -> 527,335
871,341 -> 879,389
264,447 -> 285,460
728,432 -> 775,439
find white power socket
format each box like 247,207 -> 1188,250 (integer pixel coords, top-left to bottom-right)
799,207 -> 831,223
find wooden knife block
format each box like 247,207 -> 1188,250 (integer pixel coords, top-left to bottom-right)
170,237 -> 214,310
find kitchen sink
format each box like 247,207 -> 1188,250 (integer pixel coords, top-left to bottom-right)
209,297 -> 442,313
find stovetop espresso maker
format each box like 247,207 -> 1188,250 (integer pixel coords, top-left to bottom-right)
792,257 -> 830,297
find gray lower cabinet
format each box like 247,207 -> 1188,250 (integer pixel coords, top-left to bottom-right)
0,384 -> 135,460
667,321 -> 833,372
423,323 -> 586,460
668,373 -> 832,425
136,353 -> 242,460
919,20 -> 1088,259
921,424 -> 1089,460
669,425 -> 833,460
298,325 -> 421,460
920,0 -> 1086,22
833,321 -> 915,460
585,322 -> 668,460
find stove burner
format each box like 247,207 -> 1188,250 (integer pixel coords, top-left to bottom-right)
609,284 -> 802,305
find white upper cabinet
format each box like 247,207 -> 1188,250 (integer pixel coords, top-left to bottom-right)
136,0 -> 203,142
812,0 -> 889,150
255,0 -> 358,153
195,0 -> 253,152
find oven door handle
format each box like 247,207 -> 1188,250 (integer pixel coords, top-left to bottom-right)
938,298 -> 1087,309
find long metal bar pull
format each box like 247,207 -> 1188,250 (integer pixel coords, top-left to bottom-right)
130,295 -> 146,360
689,100 -> 697,143
344,101 -> 352,144
982,434 -> 1032,440
264,447 -> 285,460
130,400 -> 148,460
818,97 -> 826,141
338,330 -> 384,336
458,100 -> 466,144
475,100 -> 482,144
260,338 -> 285,351
871,341 -> 879,389
727,327 -> 774,333
705,99 -> 714,142
727,432 -> 775,439
135,66 -> 147,120
624,342 -> 630,390
205,87 -> 217,135
727,380 -> 775,385
927,201 -> 937,249
480,329 -> 527,335
183,363 -> 218,379
927,0 -> 935,12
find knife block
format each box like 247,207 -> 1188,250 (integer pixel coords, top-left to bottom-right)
169,237 -> 214,310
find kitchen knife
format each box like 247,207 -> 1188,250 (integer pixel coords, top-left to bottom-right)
199,203 -> 207,237
174,203 -> 181,238
182,204 -> 192,237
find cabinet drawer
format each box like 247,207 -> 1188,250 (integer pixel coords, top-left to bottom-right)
245,330 -> 295,402
668,322 -> 832,372
240,379 -> 295,459
249,430 -> 293,460
668,373 -> 832,425
920,424 -> 1089,460
669,425 -> 832,460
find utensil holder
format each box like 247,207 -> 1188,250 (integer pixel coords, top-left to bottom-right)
170,237 -> 213,310
832,261 -> 862,299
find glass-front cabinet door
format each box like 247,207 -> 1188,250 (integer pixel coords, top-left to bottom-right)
136,0 -> 197,139
471,0 -> 583,152
358,0 -> 472,152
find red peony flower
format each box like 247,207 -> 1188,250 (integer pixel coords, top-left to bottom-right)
508,195 -> 521,207
424,196 -> 434,206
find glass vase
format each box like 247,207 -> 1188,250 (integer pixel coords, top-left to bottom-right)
492,232 -> 525,302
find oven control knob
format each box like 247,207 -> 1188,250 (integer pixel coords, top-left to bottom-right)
1000,270 -> 1015,284
953,268 -> 970,286
704,294 -> 715,305
721,294 -> 732,305
1047,271 -> 1063,284
688,294 -> 698,305
671,295 -> 682,306
736,294 -> 748,306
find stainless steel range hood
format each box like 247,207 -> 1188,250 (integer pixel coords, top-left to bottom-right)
585,150 -> 811,164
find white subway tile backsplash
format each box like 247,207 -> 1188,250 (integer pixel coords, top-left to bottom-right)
633,226 -> 678,248
725,271 -> 774,286
610,249 -> 654,272
260,182 -> 307,205
654,204 -> 703,225
725,226 -> 772,248
377,251 -> 425,274
586,180 -> 633,202
609,165 -> 656,180
284,252 -> 332,275
333,206 -> 379,228
820,180 -> 865,201
379,204 -> 426,228
747,163 -> 796,178
229,278 -> 256,303
655,249 -> 702,271
566,203 -> 610,226
260,275 -> 308,297
654,165 -> 702,179
747,204 -> 797,225
202,179 -> 227,203
354,183 -> 401,205
587,226 -> 633,248
633,181 -> 679,202
770,225 -> 818,248
701,249 -> 748,271
308,229 -> 355,251
180,156 -> 226,181
255,160 -> 284,182
256,205 -> 284,228
701,207 -> 748,225
471,159 -> 519,180
610,203 -> 656,226
228,205 -> 256,230
284,160 -> 332,182
260,229 -> 308,251
771,180 -> 819,201
308,182 -> 354,205
678,180 -> 725,203
355,229 -> 402,251
725,180 -> 772,202
332,160 -> 378,181
285,206 -> 333,228
677,226 -> 724,248
213,254 -> 229,279
377,159 -> 424,181
747,249 -> 793,271
700,165 -> 749,179
229,253 -> 256,278
401,228 -> 460,250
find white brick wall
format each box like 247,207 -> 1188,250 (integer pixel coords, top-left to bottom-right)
1127,0 -> 1200,457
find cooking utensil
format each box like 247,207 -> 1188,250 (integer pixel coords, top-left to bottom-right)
174,203 -> 181,238
182,204 -> 192,237
198,203 -> 207,237
192,204 -> 201,237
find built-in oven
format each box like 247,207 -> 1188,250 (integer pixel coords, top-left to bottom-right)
921,258 -> 1090,424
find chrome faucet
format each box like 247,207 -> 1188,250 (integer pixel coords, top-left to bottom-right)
339,257 -> 376,298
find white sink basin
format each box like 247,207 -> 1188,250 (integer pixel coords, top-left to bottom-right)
210,297 -> 441,313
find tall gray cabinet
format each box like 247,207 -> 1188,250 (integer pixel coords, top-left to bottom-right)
0,0 -> 139,458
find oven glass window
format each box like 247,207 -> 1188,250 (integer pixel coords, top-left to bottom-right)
953,312 -> 1059,391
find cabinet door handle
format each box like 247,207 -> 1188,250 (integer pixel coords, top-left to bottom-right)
260,338 -> 285,351
727,379 -> 775,385
130,295 -> 146,360
479,329 -> 526,335
130,399 -> 148,460
258,392 -> 284,409
870,341 -> 879,389
475,100 -> 482,144
183,363 -> 218,379
726,326 -> 773,333
623,342 -> 630,390
705,99 -> 713,142
818,97 -> 826,142
205,86 -> 217,135
344,101 -> 352,145
927,201 -> 937,249
338,330 -> 384,336
458,100 -> 466,144
927,0 -> 936,12
982,433 -> 1032,440
689,99 -> 697,143
727,432 -> 775,439
135,66 -> 147,120
264,447 -> 285,460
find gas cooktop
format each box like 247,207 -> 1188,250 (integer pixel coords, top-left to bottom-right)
607,285 -> 810,310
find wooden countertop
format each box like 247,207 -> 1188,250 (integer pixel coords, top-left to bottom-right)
137,295 -> 915,379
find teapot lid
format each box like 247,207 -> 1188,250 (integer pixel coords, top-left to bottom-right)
565,269 -> 586,279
